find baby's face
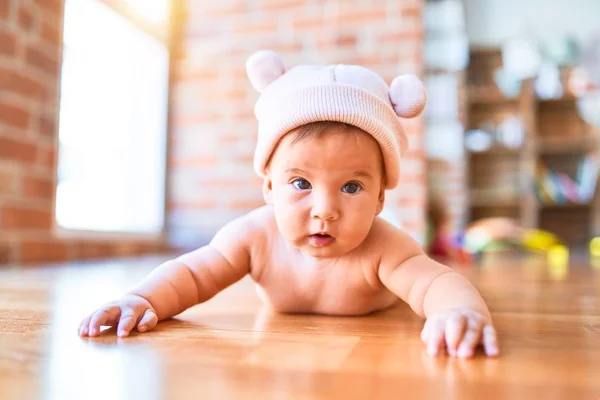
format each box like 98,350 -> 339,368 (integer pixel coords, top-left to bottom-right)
264,125 -> 385,259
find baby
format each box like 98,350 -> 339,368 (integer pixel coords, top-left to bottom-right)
78,50 -> 499,359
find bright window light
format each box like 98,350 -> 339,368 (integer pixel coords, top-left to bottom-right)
55,0 -> 169,234
124,0 -> 170,24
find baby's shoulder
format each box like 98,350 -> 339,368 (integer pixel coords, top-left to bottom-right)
367,217 -> 424,267
215,205 -> 274,243
242,205 -> 277,236
209,206 -> 275,267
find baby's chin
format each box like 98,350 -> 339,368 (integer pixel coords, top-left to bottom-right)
292,237 -> 361,260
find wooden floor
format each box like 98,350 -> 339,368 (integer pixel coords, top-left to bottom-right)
1,252 -> 599,399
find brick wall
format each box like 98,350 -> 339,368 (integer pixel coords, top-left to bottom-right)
169,0 -> 427,249
0,0 -> 169,266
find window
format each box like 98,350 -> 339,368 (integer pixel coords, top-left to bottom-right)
55,0 -> 170,235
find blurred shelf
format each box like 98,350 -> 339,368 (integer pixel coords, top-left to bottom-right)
537,137 -> 596,155
468,86 -> 521,106
468,147 -> 521,157
537,95 -> 578,105
470,198 -> 519,207
539,202 -> 593,210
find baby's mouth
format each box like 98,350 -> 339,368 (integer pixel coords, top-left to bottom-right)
309,233 -> 335,247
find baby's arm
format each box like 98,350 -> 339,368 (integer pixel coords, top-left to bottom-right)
377,226 -> 498,358
78,215 -> 255,337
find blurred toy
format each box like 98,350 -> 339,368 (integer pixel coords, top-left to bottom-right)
427,201 -> 572,264
589,237 -> 600,258
521,229 -> 563,252
547,244 -> 569,280
459,218 -> 570,259
548,244 -> 569,266
462,217 -> 522,254
426,194 -> 472,264
426,195 -> 454,258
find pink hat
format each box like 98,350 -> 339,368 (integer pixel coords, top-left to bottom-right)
246,50 -> 426,189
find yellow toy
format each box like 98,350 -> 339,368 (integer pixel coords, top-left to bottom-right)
521,229 -> 563,253
547,244 -> 569,280
589,237 -> 600,258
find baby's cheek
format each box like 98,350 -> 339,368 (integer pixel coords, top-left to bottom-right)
274,202 -> 304,236
343,211 -> 374,241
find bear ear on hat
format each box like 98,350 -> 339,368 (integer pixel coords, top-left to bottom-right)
246,50 -> 286,93
389,74 -> 427,118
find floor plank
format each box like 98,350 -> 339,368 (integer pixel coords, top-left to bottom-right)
1,253 -> 599,399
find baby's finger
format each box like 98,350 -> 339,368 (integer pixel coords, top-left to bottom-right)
137,309 -> 158,333
88,306 -> 121,337
445,314 -> 467,355
117,309 -> 139,337
420,319 -> 432,343
78,314 -> 94,336
457,319 -> 483,358
427,319 -> 446,356
482,324 -> 499,357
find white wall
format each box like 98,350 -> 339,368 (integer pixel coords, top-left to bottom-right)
464,0 -> 600,46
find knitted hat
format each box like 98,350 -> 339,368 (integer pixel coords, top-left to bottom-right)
246,50 -> 426,189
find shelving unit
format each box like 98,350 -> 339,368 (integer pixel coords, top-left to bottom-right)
465,47 -> 600,248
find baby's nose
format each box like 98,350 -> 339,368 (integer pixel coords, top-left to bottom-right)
310,193 -> 339,221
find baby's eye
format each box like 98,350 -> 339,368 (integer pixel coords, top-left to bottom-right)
342,182 -> 362,194
292,178 -> 312,191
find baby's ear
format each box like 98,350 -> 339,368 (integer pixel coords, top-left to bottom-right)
262,175 -> 274,205
246,50 -> 286,93
376,187 -> 385,215
389,75 -> 427,118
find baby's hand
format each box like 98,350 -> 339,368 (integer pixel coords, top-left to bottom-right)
420,309 -> 499,358
78,294 -> 158,338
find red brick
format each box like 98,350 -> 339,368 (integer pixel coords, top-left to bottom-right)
40,17 -> 62,47
0,136 -> 37,163
198,178 -> 256,188
70,242 -> 115,260
196,87 -> 246,103
220,134 -> 242,144
174,111 -> 220,126
18,4 -> 36,31
0,167 -> 19,196
0,67 -> 48,100
318,34 -> 357,49
0,102 -> 30,130
0,203 -> 53,230
260,0 -> 305,10
203,2 -> 246,17
23,174 -> 55,200
334,8 -> 388,25
18,239 -> 69,263
230,109 -> 254,120
228,199 -> 265,210
0,240 -> 11,264
34,0 -> 63,14
38,111 -> 57,137
233,20 -> 278,35
36,146 -> 56,169
402,6 -> 422,18
167,200 -> 217,210
169,155 -> 219,168
0,29 -> 17,57
291,15 -> 323,29
231,154 -> 254,164
0,1 -> 10,20
352,54 -> 383,69
175,67 -> 219,82
379,30 -> 424,43
26,44 -> 60,76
